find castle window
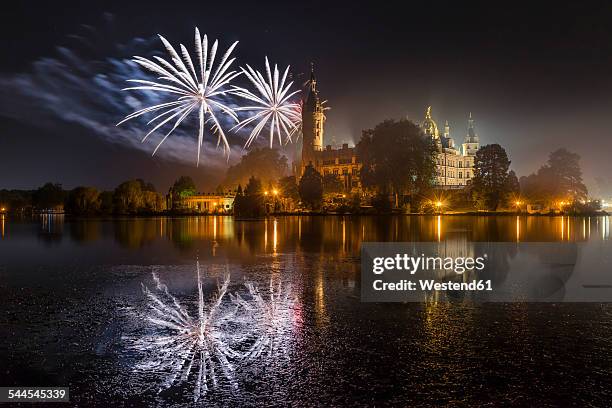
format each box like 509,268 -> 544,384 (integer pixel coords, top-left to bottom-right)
459,162 -> 463,168
352,168 -> 357,176
459,172 -> 463,178
343,168 -> 348,174
333,169 -> 338,175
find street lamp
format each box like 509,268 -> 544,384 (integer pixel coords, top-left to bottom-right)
272,189 -> 278,196
264,191 -> 269,196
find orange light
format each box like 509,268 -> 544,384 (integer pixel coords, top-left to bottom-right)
264,191 -> 269,196
272,189 -> 278,196
436,201 -> 442,207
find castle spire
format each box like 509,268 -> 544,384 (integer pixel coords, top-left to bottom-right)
309,62 -> 317,92
465,112 -> 479,145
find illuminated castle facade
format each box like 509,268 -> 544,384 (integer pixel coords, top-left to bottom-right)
421,106 -> 480,188
299,67 -> 361,192
296,68 -> 480,191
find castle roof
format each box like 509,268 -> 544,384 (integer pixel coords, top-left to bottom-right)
422,106 -> 439,138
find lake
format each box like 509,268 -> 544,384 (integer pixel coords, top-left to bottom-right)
1,215 -> 611,406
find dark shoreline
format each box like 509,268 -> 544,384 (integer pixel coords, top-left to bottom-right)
4,210 -> 608,219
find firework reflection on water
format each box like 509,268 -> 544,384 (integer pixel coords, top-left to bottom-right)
123,261 -> 296,401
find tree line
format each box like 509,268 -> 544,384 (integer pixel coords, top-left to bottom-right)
2,120 -> 596,216
0,179 -> 166,215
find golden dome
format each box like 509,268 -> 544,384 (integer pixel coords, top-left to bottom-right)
422,106 -> 439,138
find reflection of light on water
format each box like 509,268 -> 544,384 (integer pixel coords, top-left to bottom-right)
264,218 -> 268,251
583,218 -> 586,240
1,214 -> 4,239
437,215 -> 442,242
604,216 -> 610,240
213,216 -> 217,240
561,216 -> 564,241
40,213 -> 64,234
125,262 -> 297,401
516,216 -> 520,242
588,216 -> 591,238
315,269 -> 327,326
126,262 -> 238,401
342,218 -> 346,253
231,278 -> 295,358
273,219 -> 278,254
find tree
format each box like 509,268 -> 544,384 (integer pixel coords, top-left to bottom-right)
224,148 -> 289,187
322,173 -> 344,195
233,177 -> 265,217
356,119 -> 436,208
33,183 -> 65,210
113,180 -> 144,214
113,180 -> 163,214
172,176 -> 197,198
99,191 -> 114,214
279,176 -> 300,202
233,184 -> 245,215
546,148 -> 587,201
471,144 -> 513,210
0,189 -> 33,213
66,187 -> 101,215
298,164 -> 323,210
506,170 -> 520,196
520,148 -> 587,205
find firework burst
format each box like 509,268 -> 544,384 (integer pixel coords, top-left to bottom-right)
117,28 -> 240,165
232,57 -> 301,148
126,263 -> 245,401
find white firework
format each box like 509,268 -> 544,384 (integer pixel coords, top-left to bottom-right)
232,57 -> 301,148
125,265 -> 297,401
126,263 -> 245,401
231,278 -> 295,359
117,28 -> 241,165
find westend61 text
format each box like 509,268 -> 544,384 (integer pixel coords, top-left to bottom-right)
372,279 -> 493,292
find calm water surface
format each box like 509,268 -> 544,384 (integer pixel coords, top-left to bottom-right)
1,215 -> 611,406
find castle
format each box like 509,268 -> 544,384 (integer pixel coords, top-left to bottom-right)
296,67 -> 480,191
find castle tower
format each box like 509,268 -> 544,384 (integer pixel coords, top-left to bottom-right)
462,112 -> 480,156
301,64 -> 325,171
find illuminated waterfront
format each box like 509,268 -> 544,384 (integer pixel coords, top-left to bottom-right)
1,215 -> 611,405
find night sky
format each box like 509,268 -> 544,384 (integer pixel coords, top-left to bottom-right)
2,1 -> 612,195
